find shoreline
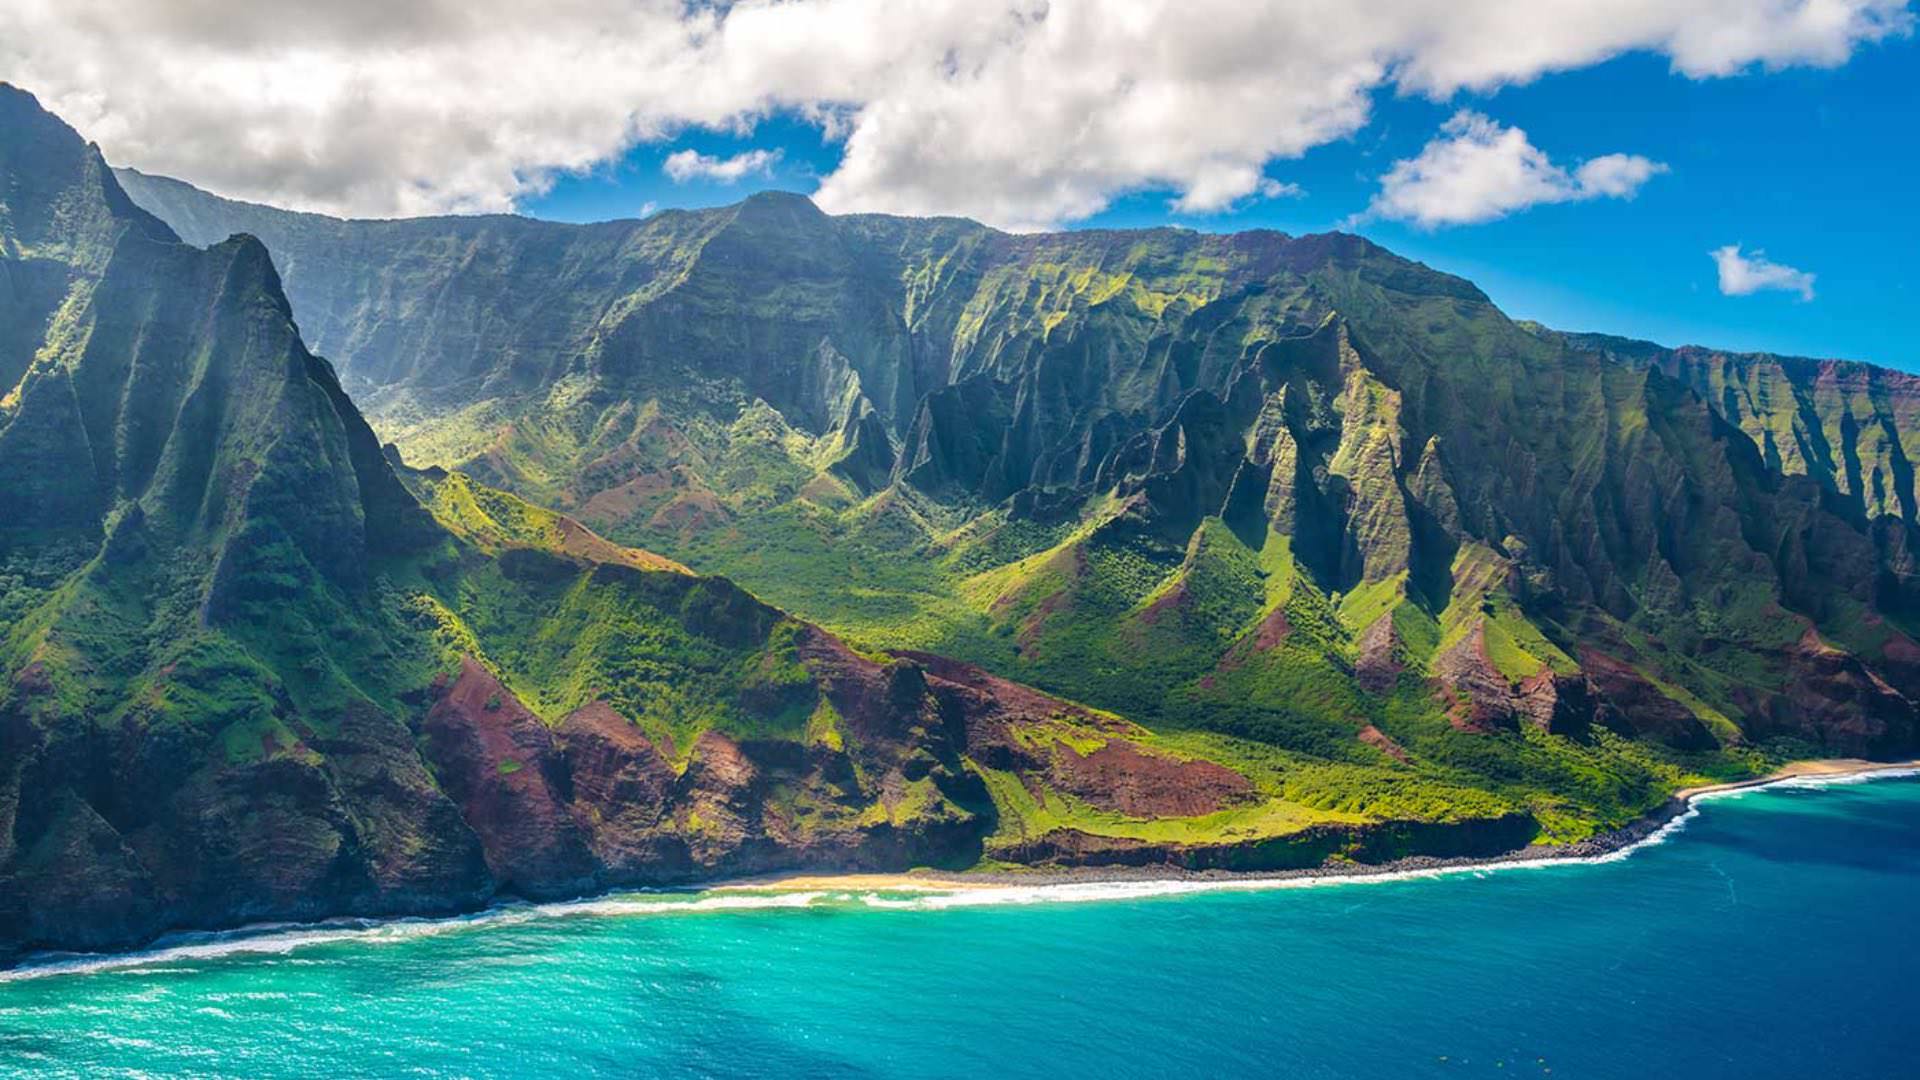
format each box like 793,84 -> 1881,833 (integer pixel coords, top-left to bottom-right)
711,757 -> 1920,895
6,757 -> 1916,978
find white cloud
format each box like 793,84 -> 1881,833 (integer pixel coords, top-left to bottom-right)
1712,244 -> 1816,300
662,148 -> 782,184
1574,153 -> 1668,197
1170,172 -> 1303,215
0,0 -> 1907,228
1361,111 -> 1667,228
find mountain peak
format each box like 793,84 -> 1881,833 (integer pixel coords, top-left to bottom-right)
739,188 -> 820,210
0,82 -> 175,265
728,188 -> 829,228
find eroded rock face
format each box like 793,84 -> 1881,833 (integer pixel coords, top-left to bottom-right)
1578,650 -> 1717,751
420,658 -> 597,898
1433,624 -> 1527,732
1353,614 -> 1403,695
1761,629 -> 1919,756
556,703 -> 681,874
0,687 -> 496,963
107,132 -> 1920,776
1515,669 -> 1595,738
405,641 -> 1009,893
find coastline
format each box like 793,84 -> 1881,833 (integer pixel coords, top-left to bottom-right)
6,757 -> 1916,978
712,757 -> 1920,895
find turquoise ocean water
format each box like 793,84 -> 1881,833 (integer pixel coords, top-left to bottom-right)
3,773 -> 1917,1079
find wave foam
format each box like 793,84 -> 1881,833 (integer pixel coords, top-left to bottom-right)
0,892 -> 832,982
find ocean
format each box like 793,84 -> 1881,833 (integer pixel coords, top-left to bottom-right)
3,773 -> 1917,1079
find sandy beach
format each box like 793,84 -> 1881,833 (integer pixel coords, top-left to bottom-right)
1672,757 -> 1920,800
712,871 -> 998,893
711,757 -> 1920,896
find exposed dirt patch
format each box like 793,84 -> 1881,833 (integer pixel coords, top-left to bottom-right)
1432,622 -> 1512,731
553,515 -> 689,574
1134,581 -> 1188,627
558,703 -> 675,831
578,469 -> 677,525
1770,628 -> 1918,756
1883,632 -> 1920,665
1251,605 -> 1293,650
1048,740 -> 1256,818
648,488 -> 728,533
1357,724 -> 1408,762
1016,591 -> 1069,656
1353,614 -> 1401,693
899,650 -> 1128,731
1217,605 -> 1291,671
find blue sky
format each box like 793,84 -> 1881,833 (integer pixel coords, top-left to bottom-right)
524,38 -> 1917,370
21,1 -> 1907,367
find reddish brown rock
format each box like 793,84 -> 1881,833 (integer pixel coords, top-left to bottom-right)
1515,669 -> 1595,737
1250,605 -> 1293,651
1134,581 -> 1188,627
1765,628 -> 1919,756
420,658 -> 596,897
898,648 -> 1138,776
669,730 -> 766,867
1357,724 -> 1409,762
1432,622 -> 1521,731
1578,649 -> 1717,751
309,703 -> 492,904
10,661 -> 50,697
554,703 -> 680,873
1431,621 -> 1595,736
1217,605 -> 1292,671
1047,740 -> 1255,818
1353,613 -> 1402,694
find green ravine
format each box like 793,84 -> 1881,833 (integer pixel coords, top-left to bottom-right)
2,82 -> 1917,959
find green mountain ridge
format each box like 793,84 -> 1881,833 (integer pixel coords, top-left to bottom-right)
108,158 -> 1920,773
6,86 -> 1625,963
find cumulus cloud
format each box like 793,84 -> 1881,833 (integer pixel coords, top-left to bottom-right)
663,148 -> 783,184
1360,112 -> 1666,228
1170,175 -> 1303,215
1573,153 -> 1669,197
0,0 -> 1907,228
1712,244 -> 1816,300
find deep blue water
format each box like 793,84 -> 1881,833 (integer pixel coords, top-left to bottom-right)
3,774 -> 1918,1079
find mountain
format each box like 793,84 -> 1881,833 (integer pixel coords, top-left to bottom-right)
114,160 -> 1920,771
7,88 -> 1574,963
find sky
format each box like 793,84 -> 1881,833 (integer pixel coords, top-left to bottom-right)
3,1 -> 1915,367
